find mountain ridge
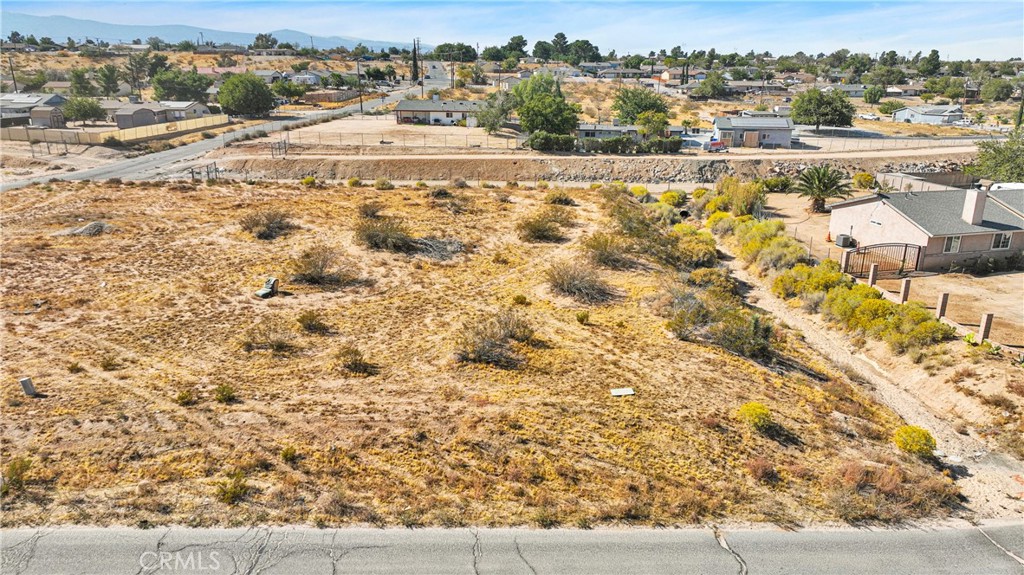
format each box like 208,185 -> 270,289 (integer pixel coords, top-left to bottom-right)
0,12 -> 419,52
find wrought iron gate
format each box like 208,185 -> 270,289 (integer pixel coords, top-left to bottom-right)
843,243 -> 921,277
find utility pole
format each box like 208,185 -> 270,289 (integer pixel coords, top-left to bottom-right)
356,59 -> 364,113
310,36 -> 315,51
8,56 -> 19,92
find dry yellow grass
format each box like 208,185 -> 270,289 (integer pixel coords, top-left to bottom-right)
0,180 -> 954,527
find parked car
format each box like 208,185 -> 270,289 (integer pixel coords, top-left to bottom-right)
703,140 -> 728,152
858,113 -> 880,121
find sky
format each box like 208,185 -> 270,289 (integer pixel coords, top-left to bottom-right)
4,0 -> 1023,60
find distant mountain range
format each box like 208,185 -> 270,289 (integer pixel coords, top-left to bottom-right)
0,12 -> 418,51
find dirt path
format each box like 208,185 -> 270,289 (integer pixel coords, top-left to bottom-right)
213,145 -> 980,163
723,253 -> 1024,520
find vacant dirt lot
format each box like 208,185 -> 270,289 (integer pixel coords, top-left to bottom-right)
2,179 -> 969,527
281,115 -> 521,149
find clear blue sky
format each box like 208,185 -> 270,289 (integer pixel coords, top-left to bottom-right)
5,0 -> 1023,60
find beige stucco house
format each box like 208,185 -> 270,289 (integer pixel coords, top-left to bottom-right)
829,186 -> 1024,272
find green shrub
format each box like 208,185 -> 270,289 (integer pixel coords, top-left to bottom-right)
687,267 -> 738,296
526,131 -> 577,152
892,425 -> 936,457
347,177 -> 363,187
215,470 -> 251,504
673,224 -> 718,268
753,235 -> 810,273
546,260 -> 612,303
581,232 -> 633,269
415,181 -> 428,188
239,209 -> 293,240
354,218 -> 416,252
281,446 -> 299,465
659,191 -> 686,207
512,294 -> 530,306
297,310 -> 330,334
290,243 -> 350,285
760,176 -> 793,194
630,185 -> 650,197
374,177 -> 395,190
1,458 -> 31,497
175,389 -> 198,406
455,309 -> 533,368
516,206 -> 575,243
544,190 -> 576,205
358,201 -> 384,219
576,311 -> 590,324
709,310 -> 775,359
536,180 -> 549,189
878,100 -> 903,115
706,211 -> 735,235
647,202 -> 683,226
666,291 -> 712,340
240,316 -> 295,353
772,260 -> 851,299
301,176 -> 317,186
736,402 -> 773,432
214,384 -> 237,403
852,172 -> 876,189
336,345 -> 375,375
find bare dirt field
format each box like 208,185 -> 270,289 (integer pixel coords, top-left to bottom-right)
281,115 -> 521,149
0,141 -> 126,179
1,179 -> 980,528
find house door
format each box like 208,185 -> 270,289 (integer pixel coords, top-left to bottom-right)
743,131 -> 760,148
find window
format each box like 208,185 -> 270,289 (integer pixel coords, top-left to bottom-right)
943,236 -> 961,253
992,232 -> 1011,250
445,112 -> 452,118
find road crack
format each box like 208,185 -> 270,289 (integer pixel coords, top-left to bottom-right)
513,536 -> 537,575
713,527 -> 747,575
471,528 -> 482,575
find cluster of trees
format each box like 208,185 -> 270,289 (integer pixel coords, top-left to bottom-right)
791,88 -> 856,131
475,73 -> 579,135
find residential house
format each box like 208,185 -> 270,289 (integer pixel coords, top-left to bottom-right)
725,81 -> 791,95
158,101 -> 211,120
0,93 -> 67,125
195,66 -> 247,79
575,122 -> 700,141
822,84 -> 867,98
249,48 -> 296,56
828,186 -> 1024,272
712,116 -> 794,148
114,103 -> 168,129
597,68 -> 643,79
892,105 -> 964,124
886,84 -> 922,97
290,71 -> 324,86
304,89 -> 358,103
577,62 -> 613,75
252,70 -> 284,84
393,99 -> 483,126
661,68 -> 686,83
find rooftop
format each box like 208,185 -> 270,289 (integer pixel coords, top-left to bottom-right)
714,117 -> 795,130
832,189 -> 1024,236
393,99 -> 485,112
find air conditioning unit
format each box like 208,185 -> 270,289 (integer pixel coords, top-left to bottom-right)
836,234 -> 853,248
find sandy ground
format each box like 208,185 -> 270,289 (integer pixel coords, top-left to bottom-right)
0,141 -> 126,179
0,179 -> 977,528
280,114 -> 521,149
765,193 -> 1024,346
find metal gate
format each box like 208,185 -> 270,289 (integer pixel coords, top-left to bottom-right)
843,243 -> 921,277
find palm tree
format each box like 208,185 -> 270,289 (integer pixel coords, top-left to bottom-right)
792,165 -> 852,213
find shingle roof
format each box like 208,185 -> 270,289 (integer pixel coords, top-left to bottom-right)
896,105 -> 963,116
835,191 -> 1024,236
714,117 -> 794,130
393,99 -> 484,112
990,188 -> 1024,218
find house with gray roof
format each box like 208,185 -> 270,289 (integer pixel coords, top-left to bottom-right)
712,116 -> 794,148
822,84 -> 867,98
393,98 -> 483,126
828,186 -> 1024,271
892,105 -> 964,125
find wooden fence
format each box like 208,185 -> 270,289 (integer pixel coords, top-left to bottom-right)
0,114 -> 230,145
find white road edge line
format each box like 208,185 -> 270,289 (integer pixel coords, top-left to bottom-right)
978,527 -> 1024,565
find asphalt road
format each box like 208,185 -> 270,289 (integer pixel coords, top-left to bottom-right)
0,73 -> 450,192
1,523 -> 1021,574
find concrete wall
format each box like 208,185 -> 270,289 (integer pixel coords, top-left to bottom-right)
920,231 -> 1024,271
1,114 -> 230,144
829,199 -> 930,247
